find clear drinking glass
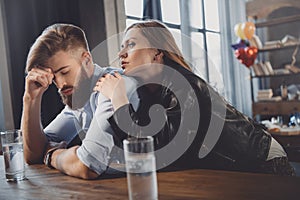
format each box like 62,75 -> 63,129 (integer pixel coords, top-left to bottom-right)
1,129 -> 26,182
123,136 -> 158,200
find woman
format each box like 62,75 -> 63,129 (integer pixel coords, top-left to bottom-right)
94,20 -> 295,176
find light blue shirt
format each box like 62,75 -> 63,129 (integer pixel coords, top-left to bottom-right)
44,64 -> 138,174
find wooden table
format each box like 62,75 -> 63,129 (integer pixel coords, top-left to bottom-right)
0,156 -> 300,200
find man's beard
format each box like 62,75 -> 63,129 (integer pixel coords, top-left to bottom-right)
59,67 -> 92,109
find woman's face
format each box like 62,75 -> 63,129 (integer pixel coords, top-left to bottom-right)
118,28 -> 160,74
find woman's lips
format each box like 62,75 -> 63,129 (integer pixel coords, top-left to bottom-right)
121,61 -> 129,69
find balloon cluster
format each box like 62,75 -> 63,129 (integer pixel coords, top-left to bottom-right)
232,22 -> 258,68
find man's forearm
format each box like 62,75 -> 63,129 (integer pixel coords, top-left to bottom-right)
51,146 -> 99,180
21,97 -> 48,164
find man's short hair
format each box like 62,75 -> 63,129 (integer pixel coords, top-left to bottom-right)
26,23 -> 89,73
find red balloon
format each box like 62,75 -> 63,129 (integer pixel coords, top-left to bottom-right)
234,46 -> 258,68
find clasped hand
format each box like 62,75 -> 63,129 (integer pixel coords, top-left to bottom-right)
94,72 -> 129,110
94,72 -> 124,99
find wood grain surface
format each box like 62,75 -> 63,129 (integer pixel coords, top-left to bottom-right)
0,156 -> 299,200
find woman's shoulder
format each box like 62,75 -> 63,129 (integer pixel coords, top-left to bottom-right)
174,64 -> 209,90
169,62 -> 206,82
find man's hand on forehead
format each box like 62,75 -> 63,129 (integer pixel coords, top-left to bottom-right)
28,66 -> 55,88
34,66 -> 53,74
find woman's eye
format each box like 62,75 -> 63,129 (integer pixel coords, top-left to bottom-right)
127,42 -> 136,48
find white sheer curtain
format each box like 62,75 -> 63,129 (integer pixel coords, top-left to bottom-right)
219,0 -> 252,117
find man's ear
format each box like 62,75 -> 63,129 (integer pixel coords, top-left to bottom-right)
82,51 -> 92,66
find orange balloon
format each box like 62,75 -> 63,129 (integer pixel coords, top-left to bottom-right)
234,23 -> 246,40
242,22 -> 256,40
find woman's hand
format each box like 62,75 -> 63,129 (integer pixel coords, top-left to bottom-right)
94,72 -> 129,110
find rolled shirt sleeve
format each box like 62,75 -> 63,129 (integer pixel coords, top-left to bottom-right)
44,107 -> 83,144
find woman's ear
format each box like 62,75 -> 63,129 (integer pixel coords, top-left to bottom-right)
153,51 -> 164,63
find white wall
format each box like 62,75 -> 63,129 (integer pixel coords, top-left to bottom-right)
91,0 -> 126,67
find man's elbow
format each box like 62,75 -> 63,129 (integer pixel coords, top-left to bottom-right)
25,159 -> 36,165
24,153 -> 43,165
73,160 -> 100,180
80,168 -> 100,180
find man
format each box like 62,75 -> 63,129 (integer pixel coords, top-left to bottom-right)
21,23 -> 136,179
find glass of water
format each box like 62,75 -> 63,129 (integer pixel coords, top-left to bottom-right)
123,136 -> 158,200
1,129 -> 26,182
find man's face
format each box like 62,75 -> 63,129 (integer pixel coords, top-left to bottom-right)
47,50 -> 92,109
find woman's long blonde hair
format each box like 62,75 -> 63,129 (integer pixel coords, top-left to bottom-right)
125,20 -> 191,71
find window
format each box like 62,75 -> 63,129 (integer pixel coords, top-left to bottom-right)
161,0 -> 181,24
190,0 -> 203,29
124,0 -> 223,93
124,0 -> 144,18
204,0 -> 220,32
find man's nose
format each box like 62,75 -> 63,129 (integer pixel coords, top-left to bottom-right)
53,78 -> 66,89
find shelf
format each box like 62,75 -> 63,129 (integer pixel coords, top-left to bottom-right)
247,1 -> 300,120
251,72 -> 300,79
252,101 -> 300,117
258,43 -> 300,52
255,14 -> 300,28
270,127 -> 300,136
246,0 -> 300,20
